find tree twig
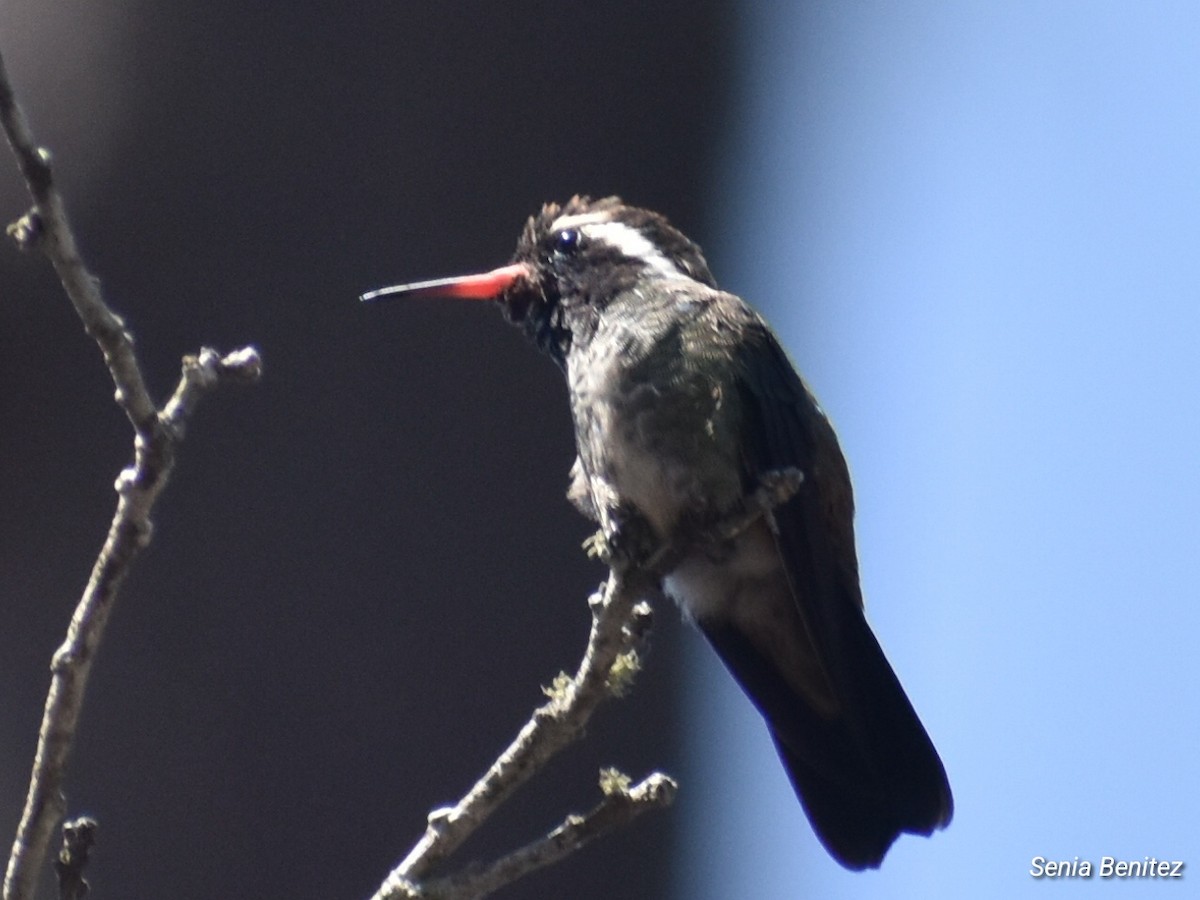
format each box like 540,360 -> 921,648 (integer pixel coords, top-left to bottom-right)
372,565 -> 661,900
0,44 -> 263,900
418,772 -> 678,900
371,467 -> 804,900
0,51 -> 156,433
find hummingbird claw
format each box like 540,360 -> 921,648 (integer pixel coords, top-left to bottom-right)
602,512 -> 660,571
583,510 -> 660,571
582,530 -> 612,562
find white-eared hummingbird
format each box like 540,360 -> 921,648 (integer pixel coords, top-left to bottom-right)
363,196 -> 952,869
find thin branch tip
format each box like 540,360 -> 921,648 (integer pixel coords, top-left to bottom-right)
161,344 -> 263,430
218,345 -> 264,377
631,771 -> 678,805
186,344 -> 263,384
412,770 -> 678,900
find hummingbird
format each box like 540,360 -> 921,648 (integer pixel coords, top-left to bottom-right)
362,196 -> 952,869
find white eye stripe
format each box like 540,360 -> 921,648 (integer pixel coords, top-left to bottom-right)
551,218 -> 684,281
585,221 -> 686,280
550,212 -> 611,231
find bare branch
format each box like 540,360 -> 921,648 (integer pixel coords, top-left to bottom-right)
4,344 -> 262,900
418,772 -> 678,900
0,44 -> 262,900
0,53 -> 157,434
372,467 -> 803,900
373,564 -> 661,900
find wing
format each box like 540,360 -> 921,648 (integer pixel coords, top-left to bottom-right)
698,314 -> 953,868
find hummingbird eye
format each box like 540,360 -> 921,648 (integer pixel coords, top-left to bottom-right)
555,228 -> 580,254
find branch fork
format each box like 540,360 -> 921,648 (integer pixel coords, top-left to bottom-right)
373,467 -> 803,900
1,45 -> 262,900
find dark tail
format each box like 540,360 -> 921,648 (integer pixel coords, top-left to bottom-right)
701,611 -> 953,869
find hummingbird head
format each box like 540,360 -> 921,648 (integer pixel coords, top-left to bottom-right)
361,196 -> 716,365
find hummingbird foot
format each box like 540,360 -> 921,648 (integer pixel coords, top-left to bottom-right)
585,470 -> 804,575
710,467 -> 805,541
664,467 -> 809,563
584,509 -> 660,572
582,530 -> 611,561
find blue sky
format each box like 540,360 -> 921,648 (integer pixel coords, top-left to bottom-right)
676,3 -> 1200,896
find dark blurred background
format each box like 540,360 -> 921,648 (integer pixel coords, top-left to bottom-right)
0,3 -> 732,899
4,3 -> 1199,900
